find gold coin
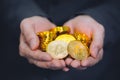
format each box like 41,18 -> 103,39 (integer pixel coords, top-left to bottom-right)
74,32 -> 91,46
47,40 -> 68,59
67,40 -> 89,60
50,26 -> 70,36
37,31 -> 56,51
55,34 -> 76,43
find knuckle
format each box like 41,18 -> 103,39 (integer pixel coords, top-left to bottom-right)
20,18 -> 31,29
19,43 -> 28,57
19,45 -> 25,57
31,16 -> 39,19
99,24 -> 105,33
35,61 -> 41,67
96,49 -> 103,63
21,18 -> 30,25
100,55 -> 103,61
100,50 -> 104,60
19,52 -> 24,57
28,59 -> 33,64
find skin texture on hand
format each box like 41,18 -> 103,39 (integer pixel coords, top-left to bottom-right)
19,15 -> 104,71
64,15 -> 105,70
19,16 -> 69,71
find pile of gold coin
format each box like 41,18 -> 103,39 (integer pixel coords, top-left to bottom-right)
37,26 -> 91,60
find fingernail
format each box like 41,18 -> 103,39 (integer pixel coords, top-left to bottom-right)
63,67 -> 69,72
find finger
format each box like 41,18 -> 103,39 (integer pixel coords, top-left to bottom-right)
63,21 -> 74,34
77,66 -> 87,70
49,59 -> 66,70
70,60 -> 87,70
81,49 -> 103,67
62,67 -> 70,72
28,58 -> 52,69
29,59 -> 66,70
70,60 -> 80,68
65,57 -> 73,66
20,20 -> 39,50
90,26 -> 104,58
19,34 -> 52,61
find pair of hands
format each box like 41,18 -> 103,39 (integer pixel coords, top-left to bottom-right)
19,15 -> 104,71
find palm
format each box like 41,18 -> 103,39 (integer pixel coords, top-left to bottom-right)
64,15 -> 104,69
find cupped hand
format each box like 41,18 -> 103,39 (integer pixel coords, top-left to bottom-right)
19,16 -> 68,71
64,15 -> 105,70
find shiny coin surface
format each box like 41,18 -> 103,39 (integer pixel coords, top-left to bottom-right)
47,40 -> 68,59
68,40 -> 89,60
37,31 -> 56,51
55,34 -> 76,43
73,32 -> 91,46
50,26 -> 70,35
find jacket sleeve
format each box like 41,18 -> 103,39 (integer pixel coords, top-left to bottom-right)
76,0 -> 120,48
2,0 -> 47,31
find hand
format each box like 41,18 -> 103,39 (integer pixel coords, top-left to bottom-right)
64,15 -> 104,70
19,16 -> 68,71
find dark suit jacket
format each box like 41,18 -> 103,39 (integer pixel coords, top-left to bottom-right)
1,0 -> 120,80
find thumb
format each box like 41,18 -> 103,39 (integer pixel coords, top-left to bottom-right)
63,21 -> 74,34
21,22 -> 39,50
90,29 -> 104,58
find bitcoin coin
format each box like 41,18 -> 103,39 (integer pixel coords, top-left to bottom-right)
55,34 -> 76,43
47,40 -> 68,59
67,40 -> 89,60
